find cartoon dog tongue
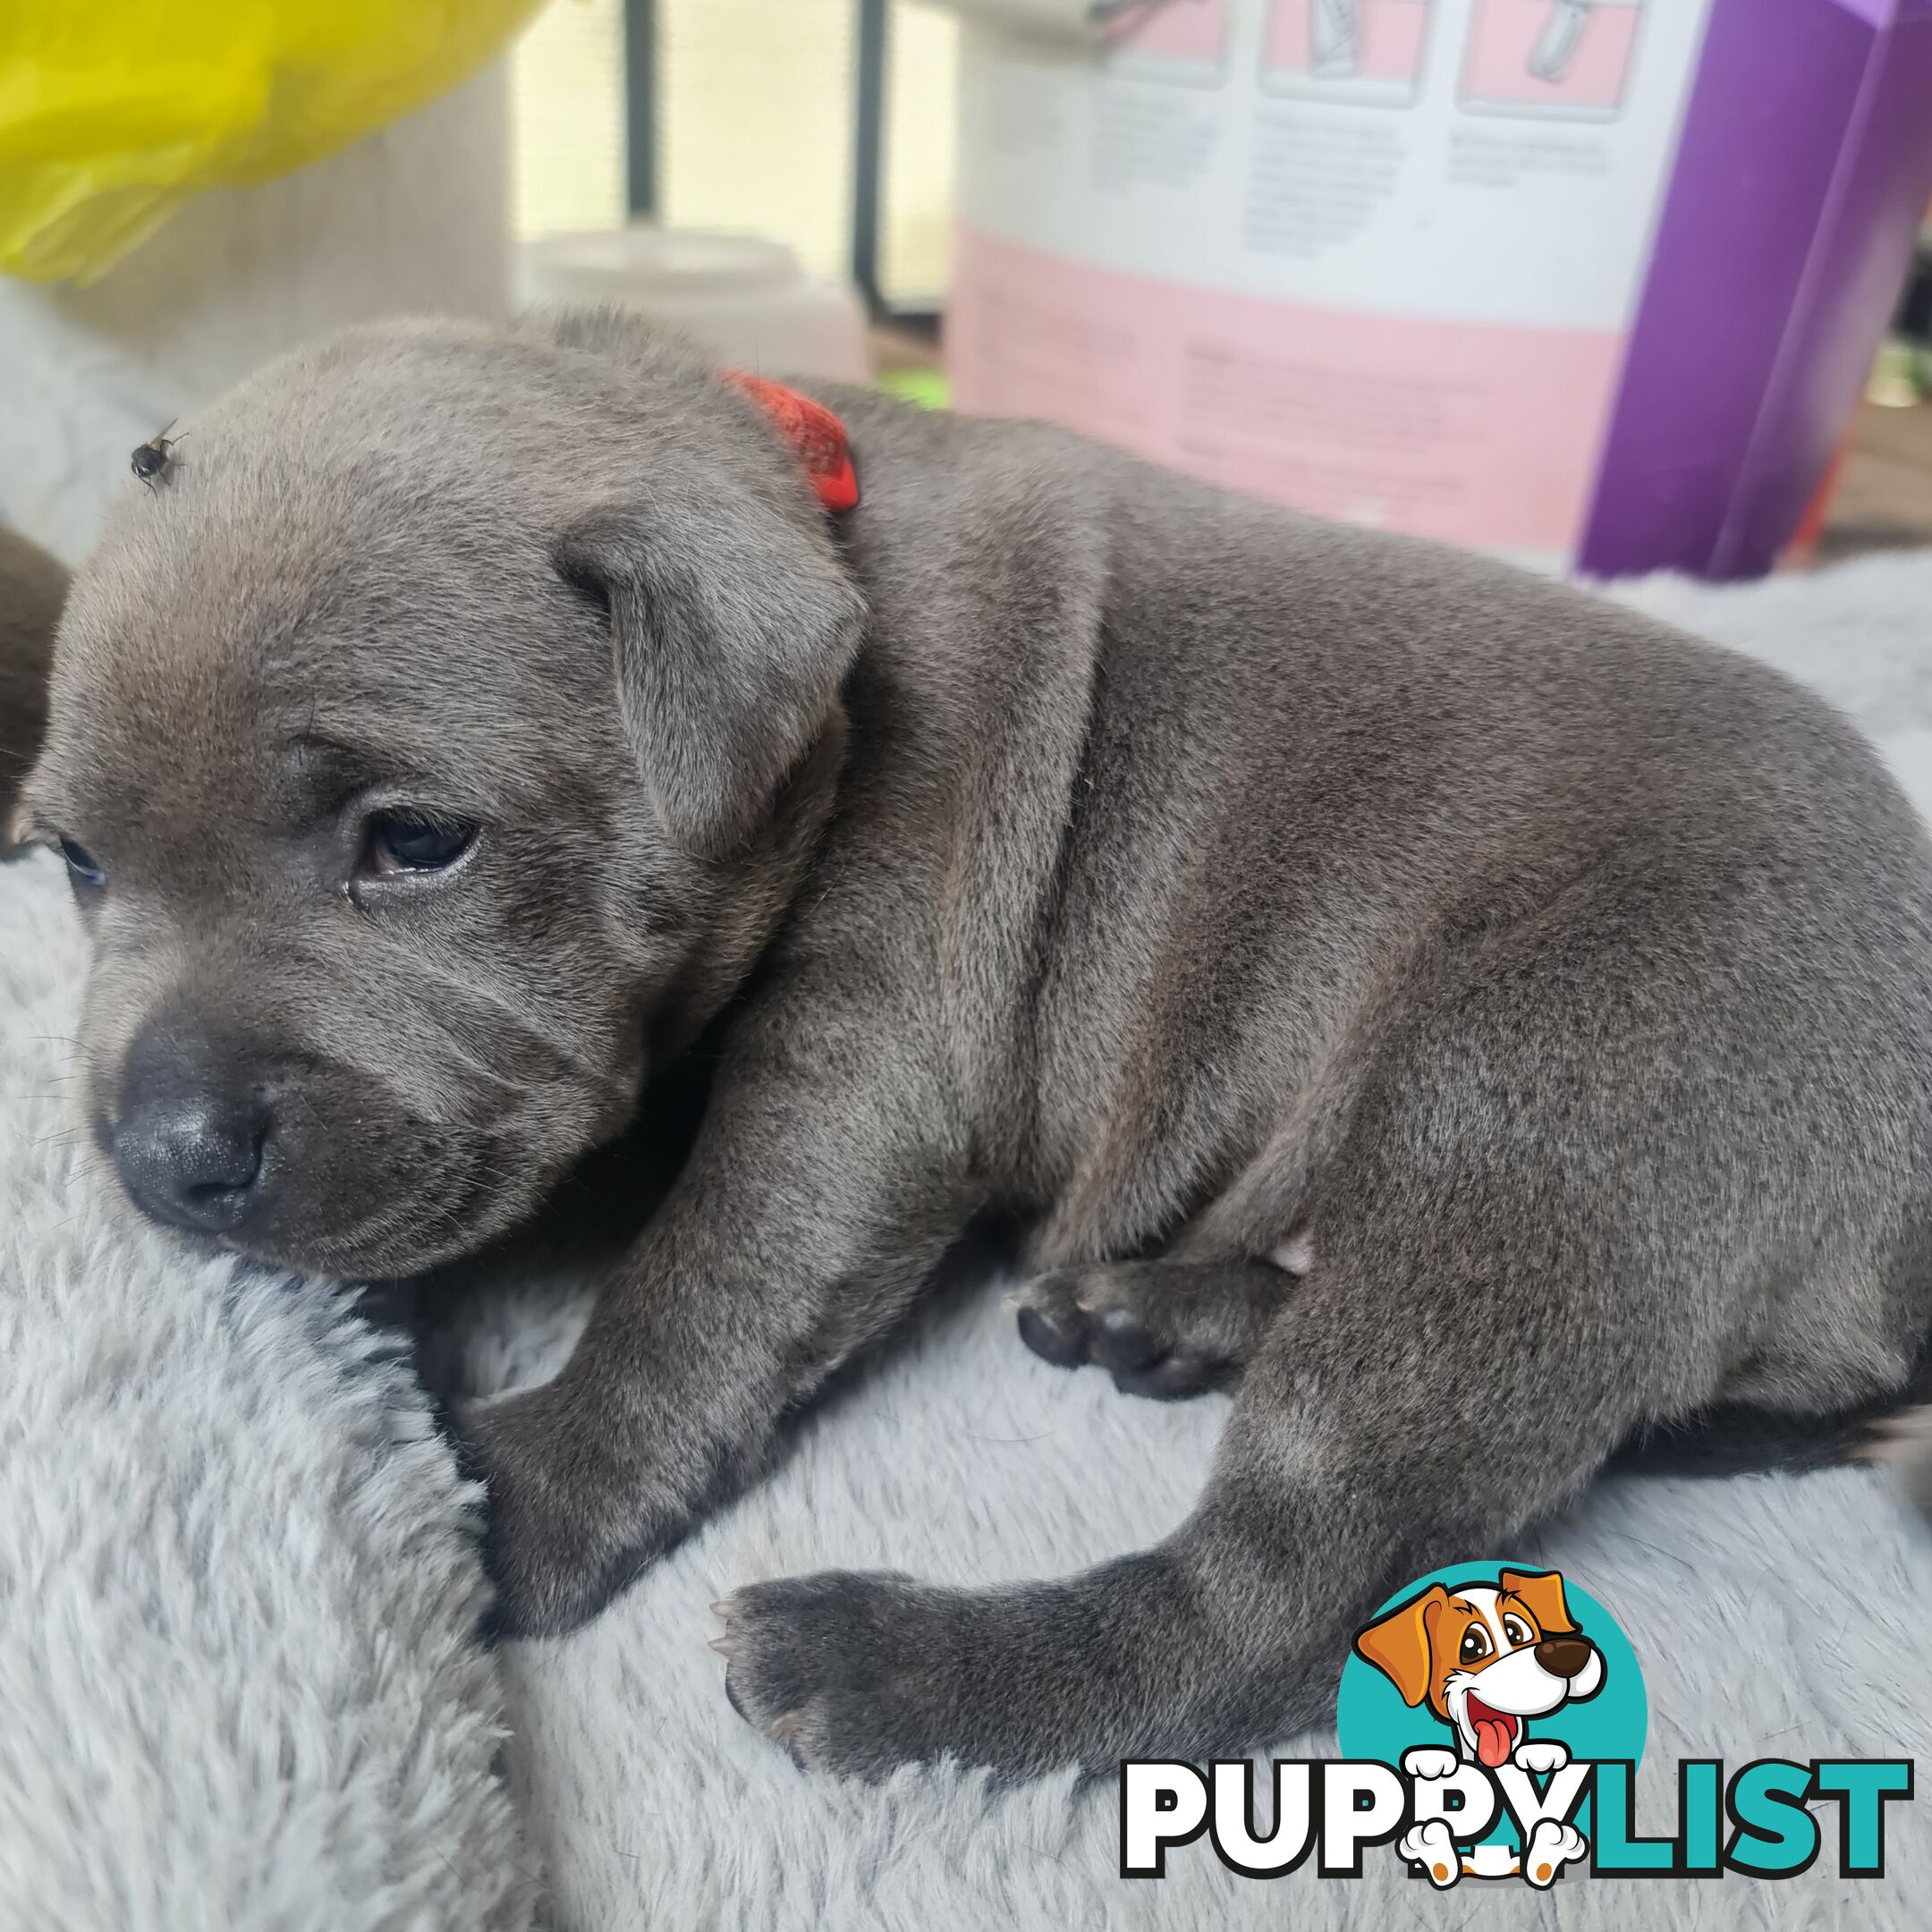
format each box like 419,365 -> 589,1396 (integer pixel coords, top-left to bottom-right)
1468,1699 -> 1515,1768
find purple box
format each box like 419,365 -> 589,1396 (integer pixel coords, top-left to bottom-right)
1580,0 -> 1932,578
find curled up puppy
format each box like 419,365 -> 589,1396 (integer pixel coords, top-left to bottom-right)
18,312 -> 1932,1780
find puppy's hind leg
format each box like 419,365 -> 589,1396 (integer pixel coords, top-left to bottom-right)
719,1208 -> 1690,1780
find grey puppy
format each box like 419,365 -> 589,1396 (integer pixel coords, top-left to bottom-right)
1,526 -> 66,856
20,311 -> 1932,1780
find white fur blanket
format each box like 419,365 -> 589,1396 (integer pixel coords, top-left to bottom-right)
4,554 -> 1931,1929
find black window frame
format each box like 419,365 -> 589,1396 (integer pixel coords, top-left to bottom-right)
622,0 -> 943,326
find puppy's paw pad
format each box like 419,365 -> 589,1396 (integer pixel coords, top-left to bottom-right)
1107,1355 -> 1230,1402
1089,1303 -> 1164,1373
1015,1300 -> 1089,1369
1402,1745 -> 1461,1780
1014,1267 -> 1168,1377
1511,1739 -> 1570,1775
1013,1263 -> 1244,1399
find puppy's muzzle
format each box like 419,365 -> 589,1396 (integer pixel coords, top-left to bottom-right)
109,1014 -> 271,1237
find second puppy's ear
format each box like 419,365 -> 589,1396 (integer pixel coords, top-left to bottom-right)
555,487 -> 865,857
0,527 -> 67,860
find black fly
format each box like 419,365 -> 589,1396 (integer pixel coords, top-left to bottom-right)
131,421 -> 184,492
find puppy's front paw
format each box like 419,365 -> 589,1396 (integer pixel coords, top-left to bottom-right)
1402,1745 -> 1462,1781
714,1572 -> 947,1780
714,1570 -> 1068,1781
1511,1739 -> 1570,1775
453,1384 -> 660,1640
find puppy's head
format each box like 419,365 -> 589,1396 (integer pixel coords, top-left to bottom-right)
1353,1569 -> 1604,1767
18,313 -> 863,1275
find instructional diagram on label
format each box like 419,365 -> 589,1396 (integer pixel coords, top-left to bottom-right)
1460,0 -> 1645,118
1102,0 -> 1645,115
1102,0 -> 1232,87
1262,0 -> 1435,106
951,0 -> 1716,558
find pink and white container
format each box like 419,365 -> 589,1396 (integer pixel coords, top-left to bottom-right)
941,0 -> 1932,577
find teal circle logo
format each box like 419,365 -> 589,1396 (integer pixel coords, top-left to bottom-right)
1337,1562 -> 1646,1849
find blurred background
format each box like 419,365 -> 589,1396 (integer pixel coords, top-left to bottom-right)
3,0 -> 1929,577
513,0 -> 958,316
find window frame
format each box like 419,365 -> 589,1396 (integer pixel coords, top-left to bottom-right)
622,0 -> 942,325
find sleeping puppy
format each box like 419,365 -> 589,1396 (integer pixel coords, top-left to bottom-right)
18,311 -> 1932,1780
1,526 -> 66,856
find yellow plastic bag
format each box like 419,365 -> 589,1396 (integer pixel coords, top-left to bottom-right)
0,0 -> 545,284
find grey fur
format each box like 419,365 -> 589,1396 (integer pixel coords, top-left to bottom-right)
1,526 -> 65,856
21,311 -> 1932,1780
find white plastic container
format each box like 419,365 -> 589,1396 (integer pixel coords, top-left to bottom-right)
518,226 -> 871,383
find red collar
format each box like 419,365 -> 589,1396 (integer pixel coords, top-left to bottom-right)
724,370 -> 860,514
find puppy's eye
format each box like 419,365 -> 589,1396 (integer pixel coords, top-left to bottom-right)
59,838 -> 106,890
1459,1626 -> 1493,1664
363,813 -> 477,877
1502,1615 -> 1533,1648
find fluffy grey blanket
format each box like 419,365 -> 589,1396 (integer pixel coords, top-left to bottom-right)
2,554 -> 1929,1929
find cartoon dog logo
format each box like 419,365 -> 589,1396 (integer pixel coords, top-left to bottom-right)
1353,1567 -> 1603,1885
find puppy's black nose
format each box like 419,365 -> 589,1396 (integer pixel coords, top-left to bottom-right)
114,1097 -> 266,1232
1535,1637 -> 1594,1680
112,1019 -> 271,1235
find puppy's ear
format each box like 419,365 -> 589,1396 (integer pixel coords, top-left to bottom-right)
554,489 -> 865,856
1499,1568 -> 1578,1638
1353,1583 -> 1449,1707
